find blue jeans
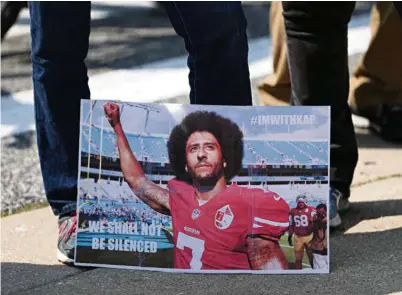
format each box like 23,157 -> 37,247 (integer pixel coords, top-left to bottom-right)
28,1 -> 252,216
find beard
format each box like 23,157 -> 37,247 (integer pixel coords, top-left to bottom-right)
187,164 -> 225,192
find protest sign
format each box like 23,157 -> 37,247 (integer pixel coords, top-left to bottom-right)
75,101 -> 330,273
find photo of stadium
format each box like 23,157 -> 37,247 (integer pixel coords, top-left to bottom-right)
75,100 -> 330,273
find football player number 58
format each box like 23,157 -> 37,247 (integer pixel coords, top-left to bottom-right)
294,215 -> 308,227
177,232 -> 205,270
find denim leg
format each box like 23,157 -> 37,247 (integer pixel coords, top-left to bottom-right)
282,2 -> 358,195
29,1 -> 91,215
160,1 -> 252,106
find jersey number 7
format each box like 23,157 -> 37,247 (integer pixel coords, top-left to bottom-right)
176,232 -> 205,270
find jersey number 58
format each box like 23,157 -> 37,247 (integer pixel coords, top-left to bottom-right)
294,215 -> 308,227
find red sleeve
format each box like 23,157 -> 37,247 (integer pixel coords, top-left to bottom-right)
167,178 -> 193,197
167,178 -> 182,194
247,189 -> 290,241
288,209 -> 294,235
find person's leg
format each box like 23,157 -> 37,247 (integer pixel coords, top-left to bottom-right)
292,235 -> 304,270
312,253 -> 328,269
349,2 -> 402,141
29,1 -> 91,216
393,1 -> 402,19
29,1 -> 91,263
305,236 -> 314,268
282,2 -> 358,227
258,1 -> 291,106
160,1 -> 252,106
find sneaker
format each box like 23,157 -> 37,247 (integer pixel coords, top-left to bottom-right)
330,188 -> 350,228
57,212 -> 77,265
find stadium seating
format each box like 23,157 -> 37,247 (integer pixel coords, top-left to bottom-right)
81,125 -> 328,165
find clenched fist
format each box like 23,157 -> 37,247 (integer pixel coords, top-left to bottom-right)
104,102 -> 121,128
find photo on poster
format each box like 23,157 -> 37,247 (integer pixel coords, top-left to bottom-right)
75,100 -> 330,274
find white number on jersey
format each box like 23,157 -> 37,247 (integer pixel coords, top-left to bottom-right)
294,215 -> 308,227
176,232 -> 205,270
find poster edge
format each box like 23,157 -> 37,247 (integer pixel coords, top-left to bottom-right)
74,262 -> 329,274
74,102 -> 332,273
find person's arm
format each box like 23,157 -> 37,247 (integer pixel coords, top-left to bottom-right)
104,102 -> 170,215
247,190 -> 290,269
246,235 -> 288,270
288,213 -> 294,246
310,208 -> 317,222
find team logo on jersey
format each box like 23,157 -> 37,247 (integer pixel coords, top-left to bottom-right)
273,195 -> 281,201
214,205 -> 234,230
192,209 -> 201,220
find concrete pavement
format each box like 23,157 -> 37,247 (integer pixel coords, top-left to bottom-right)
2,2 -> 400,294
2,128 -> 401,295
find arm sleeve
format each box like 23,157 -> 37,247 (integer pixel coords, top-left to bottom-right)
248,191 -> 290,241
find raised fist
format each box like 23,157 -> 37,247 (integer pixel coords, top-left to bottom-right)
104,102 -> 121,127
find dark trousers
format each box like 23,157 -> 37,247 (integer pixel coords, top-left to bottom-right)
282,2 -> 359,195
28,1 -> 252,216
394,1 -> 402,19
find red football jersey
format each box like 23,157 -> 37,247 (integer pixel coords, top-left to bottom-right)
289,206 -> 316,236
167,179 -> 290,270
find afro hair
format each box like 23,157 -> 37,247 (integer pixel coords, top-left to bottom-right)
167,111 -> 244,183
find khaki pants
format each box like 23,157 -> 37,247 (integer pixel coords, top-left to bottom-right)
258,1 -> 402,109
293,233 -> 313,258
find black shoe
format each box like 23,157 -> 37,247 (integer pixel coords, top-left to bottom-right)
351,103 -> 402,142
57,212 -> 77,265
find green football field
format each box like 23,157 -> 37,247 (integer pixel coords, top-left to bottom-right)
279,234 -> 312,269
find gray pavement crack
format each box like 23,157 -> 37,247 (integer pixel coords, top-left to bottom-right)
8,268 -> 95,295
351,173 -> 402,188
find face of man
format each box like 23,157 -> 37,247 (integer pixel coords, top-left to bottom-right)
185,131 -> 225,182
317,207 -> 326,217
297,201 -> 306,209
